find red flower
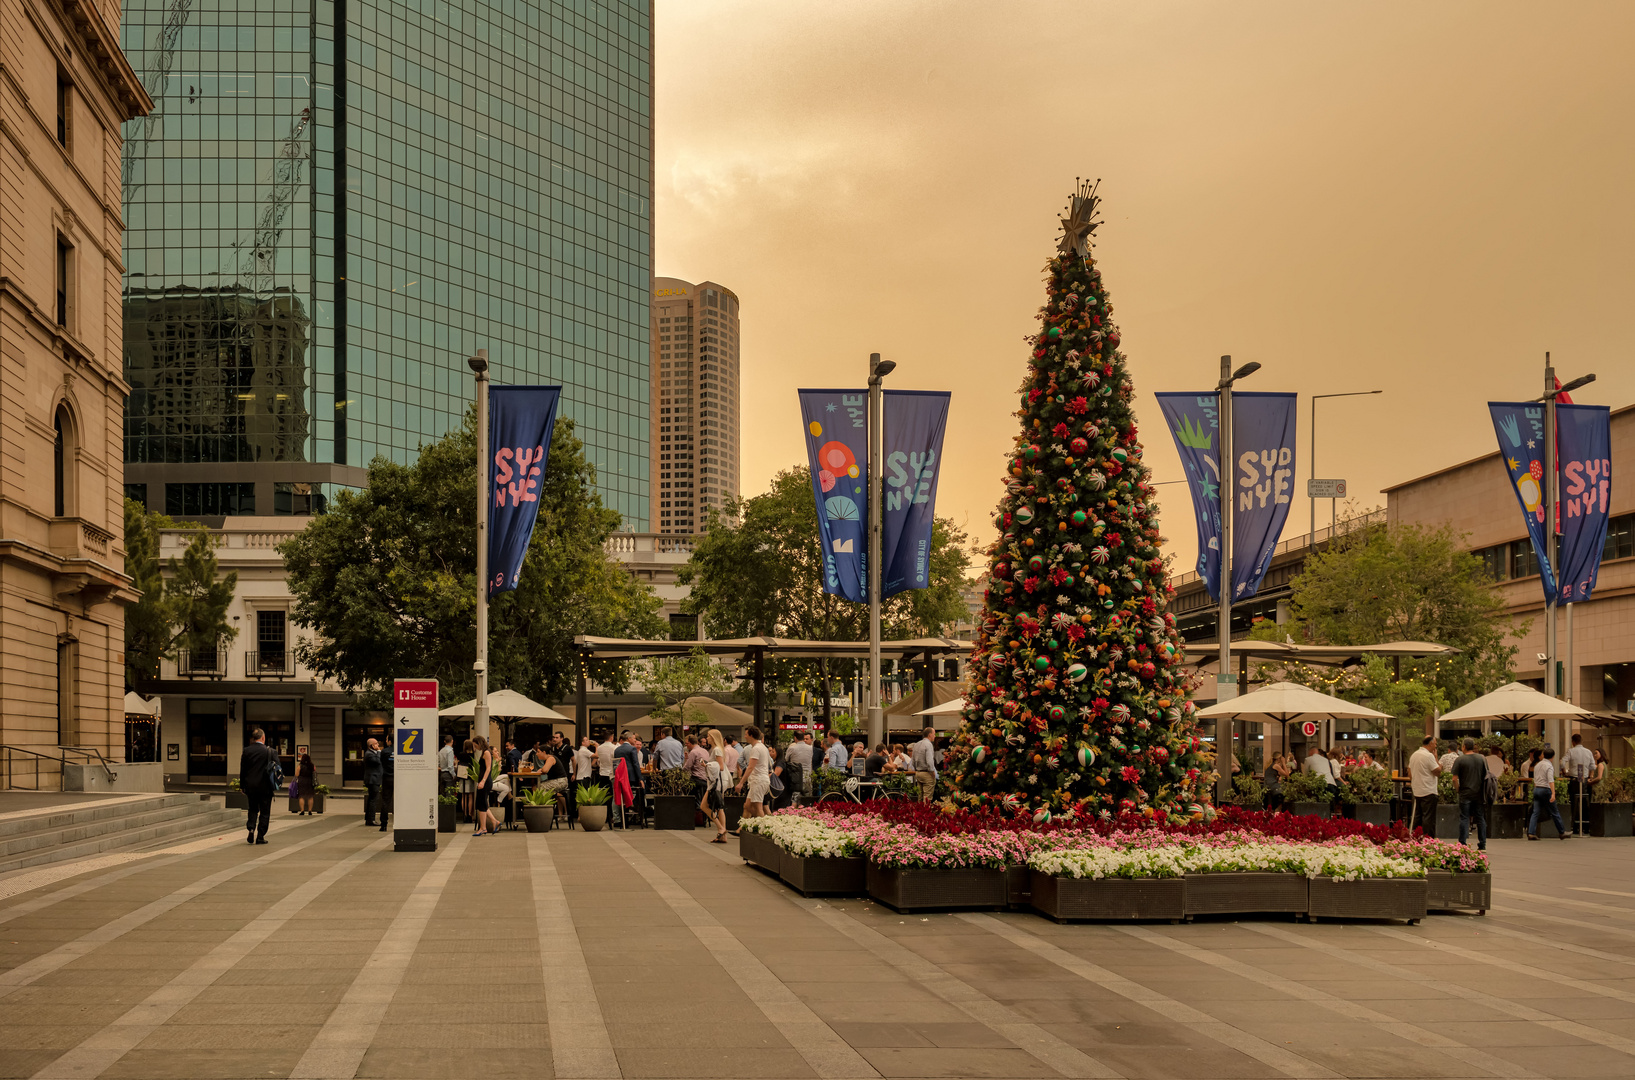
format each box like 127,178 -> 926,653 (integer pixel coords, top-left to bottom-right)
1120,766 -> 1140,782
1028,388 -> 1042,404
1066,397 -> 1089,415
1048,567 -> 1069,585
1022,576 -> 1040,594
1052,422 -> 1070,439
1066,624 -> 1085,641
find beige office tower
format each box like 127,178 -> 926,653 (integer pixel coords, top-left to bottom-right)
650,278 -> 741,533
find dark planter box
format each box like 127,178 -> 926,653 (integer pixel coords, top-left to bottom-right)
1432,804 -> 1462,839
1488,803 -> 1529,839
1344,803 -> 1391,827
651,795 -> 697,831
288,792 -> 325,814
868,864 -> 1007,912
1005,864 -> 1031,908
1426,870 -> 1490,914
1289,801 -> 1331,819
1590,803 -> 1634,838
1307,876 -> 1426,922
780,851 -> 866,896
1184,872 -> 1307,917
521,804 -> 554,833
225,790 -> 248,810
438,802 -> 456,833
738,829 -> 780,873
723,795 -> 746,832
1029,871 -> 1185,922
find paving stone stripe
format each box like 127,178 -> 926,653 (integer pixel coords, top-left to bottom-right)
529,833 -> 619,1080
680,831 -> 1118,1080
961,913 -> 1339,1080
605,832 -> 882,1080
1445,918 -> 1635,967
1490,904 -> 1635,942
1244,923 -> 1635,1061
0,821 -> 347,998
0,813 -> 329,912
1497,888 -> 1635,920
1371,925 -> 1635,1005
30,833 -> 392,1080
288,834 -> 471,1079
1116,924 -> 1540,1079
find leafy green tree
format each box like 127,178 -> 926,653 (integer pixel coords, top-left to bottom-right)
123,499 -> 234,689
166,532 -> 239,663
637,647 -> 734,730
1279,519 -> 1525,707
678,465 -> 973,721
281,411 -> 664,707
124,498 -> 171,691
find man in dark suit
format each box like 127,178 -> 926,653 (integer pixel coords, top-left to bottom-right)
378,741 -> 394,833
363,739 -> 384,826
239,727 -> 275,844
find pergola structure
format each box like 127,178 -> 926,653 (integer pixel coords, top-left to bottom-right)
1180,640 -> 1461,702
572,635 -> 970,743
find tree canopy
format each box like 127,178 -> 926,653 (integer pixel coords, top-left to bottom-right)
678,465 -> 973,706
280,411 -> 664,707
1270,518 -> 1525,709
123,499 -> 236,691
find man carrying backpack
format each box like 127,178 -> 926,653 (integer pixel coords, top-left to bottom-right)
239,726 -> 278,845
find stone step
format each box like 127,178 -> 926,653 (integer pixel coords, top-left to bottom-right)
0,798 -> 224,860
0,793 -> 207,842
0,798 -> 239,876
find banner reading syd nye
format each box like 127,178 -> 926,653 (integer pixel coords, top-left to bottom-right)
1487,402 -> 1559,602
1554,402 -> 1612,603
488,386 -> 561,596
1155,391 -> 1298,602
881,390 -> 950,599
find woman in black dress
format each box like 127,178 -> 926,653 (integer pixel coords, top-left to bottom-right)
296,753 -> 317,815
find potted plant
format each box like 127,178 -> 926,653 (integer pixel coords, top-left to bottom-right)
438,787 -> 458,833
1340,768 -> 1392,826
1229,773 -> 1266,810
1281,769 -> 1333,818
1590,767 -> 1635,838
313,784 -> 328,814
576,782 -> 611,831
520,785 -> 556,832
1433,772 -> 1462,839
224,777 -> 247,810
649,768 -> 699,830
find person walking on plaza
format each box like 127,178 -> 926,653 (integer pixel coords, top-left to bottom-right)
1452,737 -> 1488,850
911,726 -> 938,803
1528,746 -> 1569,841
704,729 -> 730,842
239,727 -> 276,844
470,735 -> 499,835
296,751 -> 317,815
378,740 -> 394,833
1408,736 -> 1442,833
735,725 -> 771,825
363,738 -> 385,827
1564,733 -> 1596,836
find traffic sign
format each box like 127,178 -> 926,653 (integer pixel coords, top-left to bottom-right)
1307,478 -> 1347,499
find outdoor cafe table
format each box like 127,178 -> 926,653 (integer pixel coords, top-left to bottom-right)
503,770 -> 544,829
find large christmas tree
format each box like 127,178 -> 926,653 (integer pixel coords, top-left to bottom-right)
946,182 -> 1209,821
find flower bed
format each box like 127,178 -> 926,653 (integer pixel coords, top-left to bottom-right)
737,815 -> 866,896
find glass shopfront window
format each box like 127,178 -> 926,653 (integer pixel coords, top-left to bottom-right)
245,700 -> 298,780
186,699 -> 230,779
342,709 -> 390,786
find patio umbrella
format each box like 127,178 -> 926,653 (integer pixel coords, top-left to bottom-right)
911,695 -> 970,732
1195,682 -> 1393,772
1439,682 -> 1592,771
440,688 -> 571,746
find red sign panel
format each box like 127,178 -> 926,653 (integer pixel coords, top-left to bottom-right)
394,679 -> 439,709
1300,721 -> 1319,738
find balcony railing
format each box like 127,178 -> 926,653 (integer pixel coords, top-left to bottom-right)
177,644 -> 227,678
246,651 -> 295,678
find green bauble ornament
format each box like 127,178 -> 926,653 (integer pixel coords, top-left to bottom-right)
1071,510 -> 1087,525
1102,598 -> 1115,609
1077,746 -> 1097,768
1067,662 -> 1088,683
1034,656 -> 1050,671
1111,447 -> 1128,464
1047,326 -> 1061,340
1062,575 -> 1074,587
1046,638 -> 1059,650
972,746 -> 986,764
1014,506 -> 1034,525
1023,444 -> 1040,460
1048,705 -> 1065,722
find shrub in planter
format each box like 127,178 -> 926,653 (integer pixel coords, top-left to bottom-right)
1589,767 -> 1635,838
1229,774 -> 1265,810
438,788 -> 458,833
576,781 -> 611,831
224,777 -> 248,810
520,784 -> 556,832
1281,769 -> 1334,816
649,768 -> 699,830
1341,768 -> 1391,826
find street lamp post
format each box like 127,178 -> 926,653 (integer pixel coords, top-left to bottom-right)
469,348 -> 490,745
1309,390 -> 1383,549
1537,354 -> 1596,749
1215,355 -> 1260,802
866,353 -> 895,750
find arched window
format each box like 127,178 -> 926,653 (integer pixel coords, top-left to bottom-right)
53,406 -> 74,518
54,412 -> 65,516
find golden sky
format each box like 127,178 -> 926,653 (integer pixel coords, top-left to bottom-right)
654,0 -> 1635,568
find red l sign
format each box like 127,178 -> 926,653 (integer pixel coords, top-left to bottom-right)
394,680 -> 439,709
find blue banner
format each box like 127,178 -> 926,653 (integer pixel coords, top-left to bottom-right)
488,386 -> 561,596
799,389 -> 869,601
881,390 -> 950,598
1555,403 -> 1612,603
1488,402 -> 1558,602
1155,391 -> 1297,602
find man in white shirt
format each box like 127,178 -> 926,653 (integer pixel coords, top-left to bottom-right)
653,725 -> 685,771
735,725 -> 771,822
1528,746 -> 1569,841
437,734 -> 458,787
574,737 -> 596,781
1408,736 -> 1442,831
785,732 -> 815,794
910,727 -> 939,803
1563,733 -> 1597,836
596,734 -> 616,782
823,732 -> 848,772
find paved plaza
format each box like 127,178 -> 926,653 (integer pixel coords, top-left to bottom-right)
1,805 -> 1632,1080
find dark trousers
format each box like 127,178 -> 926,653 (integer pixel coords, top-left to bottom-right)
379,783 -> 392,830
365,783 -> 382,824
245,789 -> 273,840
1458,797 -> 1488,848
1412,794 -> 1439,832
1568,778 -> 1591,834
1528,788 -> 1568,837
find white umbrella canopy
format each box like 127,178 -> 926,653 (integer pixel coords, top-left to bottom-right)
439,687 -> 570,721
1439,682 -> 1592,723
1194,681 -> 1392,723
123,691 -> 161,717
913,696 -> 968,717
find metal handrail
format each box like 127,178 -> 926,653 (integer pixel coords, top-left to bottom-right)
0,744 -> 117,790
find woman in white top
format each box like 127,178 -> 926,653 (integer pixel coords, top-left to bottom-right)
702,729 -> 729,844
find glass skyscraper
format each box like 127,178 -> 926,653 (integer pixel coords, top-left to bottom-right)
120,0 -> 652,525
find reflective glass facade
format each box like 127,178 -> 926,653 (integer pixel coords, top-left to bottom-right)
121,0 -> 652,524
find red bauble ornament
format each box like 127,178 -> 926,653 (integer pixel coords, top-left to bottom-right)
1070,437 -> 1088,455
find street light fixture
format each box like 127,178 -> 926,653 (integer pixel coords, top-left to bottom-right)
866,353 -> 893,747
1309,390 -> 1383,550
1214,355 -> 1258,801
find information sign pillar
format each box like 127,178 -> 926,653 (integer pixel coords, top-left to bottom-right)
393,679 -> 439,852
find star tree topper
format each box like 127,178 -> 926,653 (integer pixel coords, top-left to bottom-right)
1057,177 -> 1103,259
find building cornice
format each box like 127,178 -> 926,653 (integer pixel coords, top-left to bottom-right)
46,0 -> 153,120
